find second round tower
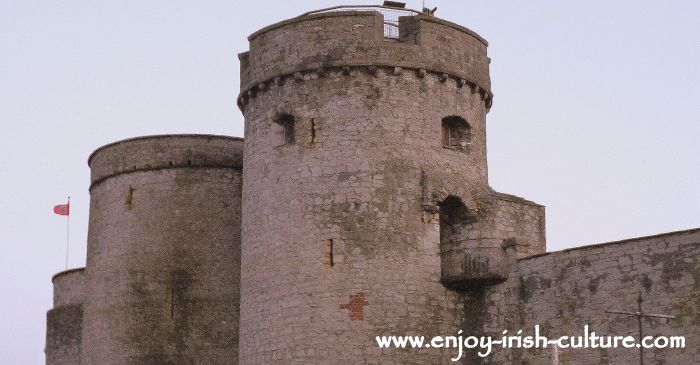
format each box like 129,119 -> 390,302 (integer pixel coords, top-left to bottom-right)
81,135 -> 243,365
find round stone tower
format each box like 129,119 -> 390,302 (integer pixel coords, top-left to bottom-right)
46,268 -> 85,365
81,135 -> 242,365
238,7 -> 501,363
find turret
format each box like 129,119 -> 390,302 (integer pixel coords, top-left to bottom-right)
80,135 -> 242,364
237,5 -> 542,363
45,268 -> 85,365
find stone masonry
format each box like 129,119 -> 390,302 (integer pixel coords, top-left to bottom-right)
82,135 -> 241,365
46,5 -> 699,364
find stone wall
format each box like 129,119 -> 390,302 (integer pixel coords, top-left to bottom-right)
480,228 -> 700,364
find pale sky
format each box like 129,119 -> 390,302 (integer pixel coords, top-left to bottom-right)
1,0 -> 698,363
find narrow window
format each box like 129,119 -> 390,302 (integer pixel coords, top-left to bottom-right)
170,287 -> 174,319
322,239 -> 334,267
125,185 -> 135,210
273,114 -> 295,146
441,116 -> 471,149
310,118 -> 316,144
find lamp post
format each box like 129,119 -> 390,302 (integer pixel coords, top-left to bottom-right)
606,292 -> 676,365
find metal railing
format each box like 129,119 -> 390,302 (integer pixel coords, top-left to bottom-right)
301,5 -> 423,39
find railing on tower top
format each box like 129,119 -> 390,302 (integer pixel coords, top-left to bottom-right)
301,5 -> 423,39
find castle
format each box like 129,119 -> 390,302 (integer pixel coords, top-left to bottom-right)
45,4 -> 699,364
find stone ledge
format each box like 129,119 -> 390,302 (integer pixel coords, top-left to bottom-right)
89,164 -> 242,191
489,190 -> 544,207
518,227 -> 700,262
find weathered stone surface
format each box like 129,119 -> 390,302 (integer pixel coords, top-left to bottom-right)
481,229 -> 700,364
46,269 -> 85,365
46,305 -> 82,365
238,11 -> 493,112
81,135 -> 242,365
51,268 -> 86,308
45,7 -> 699,365
88,134 -> 243,189
238,8 -> 534,364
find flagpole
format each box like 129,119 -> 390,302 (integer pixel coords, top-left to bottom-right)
65,196 -> 70,270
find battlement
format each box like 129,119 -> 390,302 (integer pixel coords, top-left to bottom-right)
300,5 -> 425,40
238,8 -> 492,110
88,134 -> 243,189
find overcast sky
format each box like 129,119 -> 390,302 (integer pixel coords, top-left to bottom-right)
1,0 -> 698,363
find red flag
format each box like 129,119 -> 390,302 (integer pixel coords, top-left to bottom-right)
53,202 -> 70,216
